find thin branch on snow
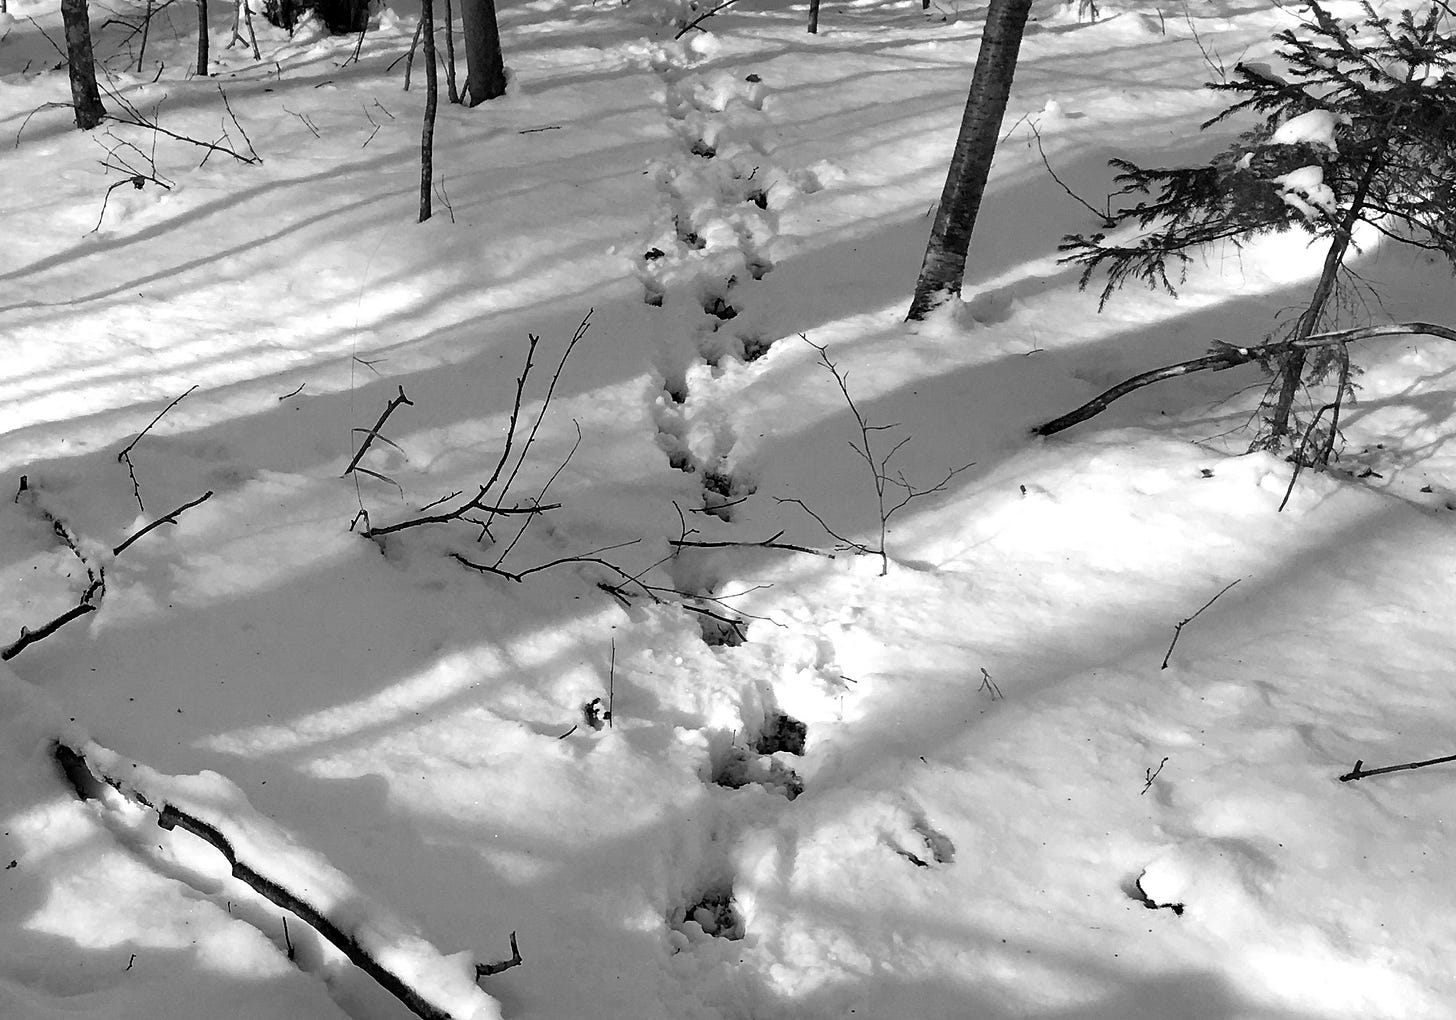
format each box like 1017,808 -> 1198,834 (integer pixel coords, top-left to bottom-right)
361,313 -> 591,542
343,385 -> 414,476
112,490 -> 213,555
476,931 -> 523,977
1340,752 -> 1456,783
117,384 -> 198,510
1161,578 -> 1240,669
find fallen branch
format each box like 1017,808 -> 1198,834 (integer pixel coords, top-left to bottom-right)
1,597 -> 99,661
1161,578 -> 1239,669
1033,322 -> 1456,438
112,490 -> 213,555
1339,752 -> 1456,783
343,385 -> 414,476
361,313 -> 590,541
53,742 -> 494,1020
3,496 -> 106,661
669,530 -> 834,558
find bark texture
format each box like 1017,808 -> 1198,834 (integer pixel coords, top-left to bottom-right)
907,0 -> 1032,320
458,0 -> 506,106
61,0 -> 106,130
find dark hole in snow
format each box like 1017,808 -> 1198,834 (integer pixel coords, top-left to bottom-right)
674,218 -> 705,249
755,711 -> 807,756
582,698 -> 607,730
668,451 -> 694,473
643,288 -> 664,307
1130,874 -> 1184,916
746,258 -> 773,280
710,745 -> 803,799
665,383 -> 688,405
745,190 -> 768,210
740,335 -> 774,362
701,469 -> 737,498
745,73 -> 761,83
698,611 -> 746,647
690,139 -> 717,158
681,888 -> 744,940
643,247 -> 666,261
914,821 -> 955,864
702,296 -> 739,321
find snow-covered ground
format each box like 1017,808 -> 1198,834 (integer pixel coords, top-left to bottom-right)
4,0 -> 1456,1017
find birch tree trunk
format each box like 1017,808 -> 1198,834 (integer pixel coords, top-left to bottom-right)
61,0 -> 106,129
907,0 -> 1033,321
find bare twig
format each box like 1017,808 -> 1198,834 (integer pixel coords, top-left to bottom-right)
978,666 -> 1002,700
1161,578 -> 1239,669
797,336 -> 974,574
607,639 -> 615,728
674,0 -> 746,38
476,931 -> 522,977
1340,752 -> 1456,783
112,490 -> 213,555
117,384 -> 197,510
1028,120 -> 1113,226
669,530 -> 834,558
1141,756 -> 1169,794
343,385 -> 413,476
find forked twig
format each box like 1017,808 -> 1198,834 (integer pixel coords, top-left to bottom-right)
118,384 -> 198,510
343,385 -> 414,476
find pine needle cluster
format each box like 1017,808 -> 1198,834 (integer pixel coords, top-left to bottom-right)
1062,0 -> 1456,311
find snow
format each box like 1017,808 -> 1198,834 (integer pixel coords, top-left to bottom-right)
4,0 -> 1456,1018
1270,109 -> 1347,150
1274,164 -> 1339,221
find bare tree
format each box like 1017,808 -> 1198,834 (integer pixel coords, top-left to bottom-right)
61,0 -> 106,129
458,0 -> 505,106
907,0 -> 1033,320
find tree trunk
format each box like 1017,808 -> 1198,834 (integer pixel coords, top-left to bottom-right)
443,0 -> 459,104
61,0 -> 105,129
1263,152 -> 1384,447
419,0 -> 438,223
197,0 -> 210,76
807,0 -> 820,33
907,0 -> 1033,321
458,0 -> 505,107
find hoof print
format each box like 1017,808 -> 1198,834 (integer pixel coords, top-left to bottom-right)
891,816 -> 954,867
754,711 -> 806,756
702,296 -> 739,321
740,335 -> 774,362
746,258 -> 773,280
711,745 -> 803,800
690,139 -> 717,158
698,610 -> 747,647
1130,872 -> 1185,916
678,887 -> 744,941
